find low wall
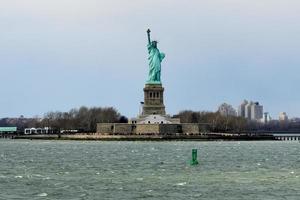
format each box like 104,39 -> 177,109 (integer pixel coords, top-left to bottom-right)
114,124 -> 135,135
159,124 -> 181,134
96,123 -> 210,135
14,133 -> 276,141
136,124 -> 160,135
97,123 -> 114,134
181,124 -> 200,134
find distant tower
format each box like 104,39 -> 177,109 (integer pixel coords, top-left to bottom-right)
279,112 -> 288,122
238,100 -> 248,117
263,112 -> 269,123
250,102 -> 263,121
240,100 -> 263,121
244,101 -> 253,120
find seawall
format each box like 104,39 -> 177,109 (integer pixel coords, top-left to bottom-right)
14,133 -> 275,141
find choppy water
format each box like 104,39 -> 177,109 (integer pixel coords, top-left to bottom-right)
0,140 -> 299,200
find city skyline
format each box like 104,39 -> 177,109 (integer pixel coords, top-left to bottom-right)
1,0 -> 299,118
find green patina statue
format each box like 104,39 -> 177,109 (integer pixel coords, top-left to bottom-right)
146,29 -> 165,84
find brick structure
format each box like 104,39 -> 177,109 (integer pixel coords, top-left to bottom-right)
97,123 -> 210,135
142,84 -> 166,116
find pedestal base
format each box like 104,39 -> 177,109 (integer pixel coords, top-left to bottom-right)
142,84 -> 166,115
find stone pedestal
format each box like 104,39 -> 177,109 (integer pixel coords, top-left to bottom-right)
142,84 -> 166,115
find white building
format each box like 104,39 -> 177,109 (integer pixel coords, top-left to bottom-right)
251,102 -> 263,120
237,100 -> 248,117
279,112 -> 288,122
217,103 -> 237,117
239,100 -> 263,121
262,112 -> 272,123
244,101 -> 253,120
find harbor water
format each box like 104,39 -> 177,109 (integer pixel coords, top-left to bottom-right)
0,140 -> 299,199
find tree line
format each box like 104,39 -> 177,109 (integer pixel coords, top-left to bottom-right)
40,106 -> 128,132
2,108 -> 300,133
2,106 -> 127,132
174,110 -> 248,132
174,110 -> 300,133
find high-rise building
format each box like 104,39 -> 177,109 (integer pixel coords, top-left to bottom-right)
251,102 -> 263,120
244,101 -> 253,120
237,100 -> 248,117
239,100 -> 263,121
262,112 -> 271,123
279,112 -> 288,122
217,103 -> 237,117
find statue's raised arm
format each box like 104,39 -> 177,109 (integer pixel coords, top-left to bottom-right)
147,29 -> 151,45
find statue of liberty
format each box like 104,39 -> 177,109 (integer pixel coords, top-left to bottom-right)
146,29 -> 165,84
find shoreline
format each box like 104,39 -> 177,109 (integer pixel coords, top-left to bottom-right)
12,133 -> 276,141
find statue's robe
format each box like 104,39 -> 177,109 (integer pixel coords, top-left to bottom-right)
147,43 -> 165,83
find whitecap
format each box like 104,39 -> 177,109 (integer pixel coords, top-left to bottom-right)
290,171 -> 294,174
136,178 -> 143,181
14,175 -> 23,178
37,193 -> 48,197
176,182 -> 187,186
33,174 -> 43,177
257,163 -> 261,166
96,172 -> 100,175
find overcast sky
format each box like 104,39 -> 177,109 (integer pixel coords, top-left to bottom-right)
1,0 -> 300,119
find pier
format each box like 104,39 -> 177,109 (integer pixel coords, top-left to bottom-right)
273,134 -> 300,141
0,127 -> 18,139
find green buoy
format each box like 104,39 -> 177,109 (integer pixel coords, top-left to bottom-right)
190,149 -> 199,165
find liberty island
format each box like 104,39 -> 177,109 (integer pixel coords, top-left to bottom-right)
96,29 -> 209,135
9,29 -> 277,140
94,31 -> 272,139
